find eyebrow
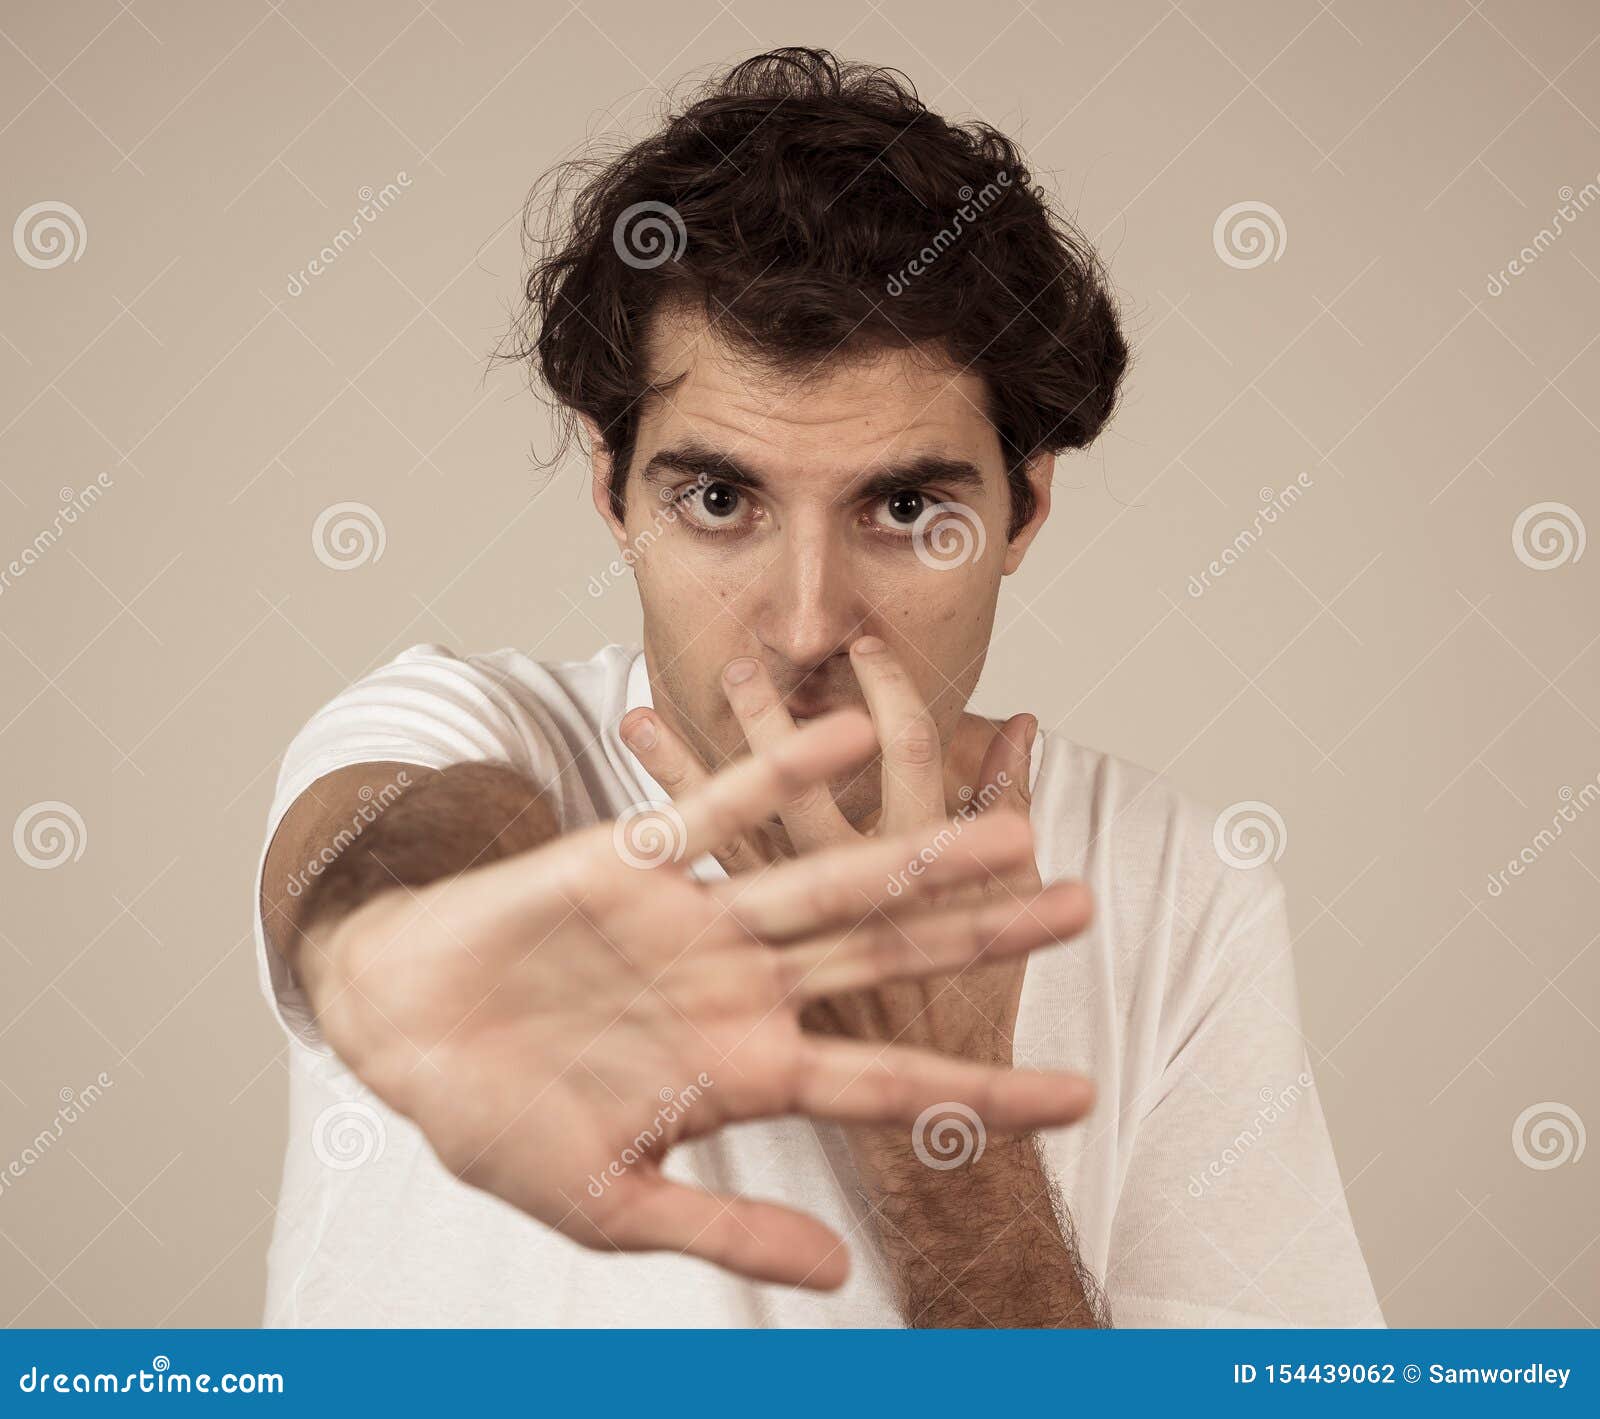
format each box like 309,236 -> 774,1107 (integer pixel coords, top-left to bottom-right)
638,440 -> 989,504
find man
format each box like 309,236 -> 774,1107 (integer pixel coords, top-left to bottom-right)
256,48 -> 1380,1328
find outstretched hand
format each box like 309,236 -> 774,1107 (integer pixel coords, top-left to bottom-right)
313,707 -> 1092,1290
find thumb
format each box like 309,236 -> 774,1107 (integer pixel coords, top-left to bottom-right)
587,1175 -> 850,1290
973,713 -> 1036,818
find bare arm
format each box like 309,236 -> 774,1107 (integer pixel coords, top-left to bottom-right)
620,644 -> 1108,1322
848,1127 -> 1108,1327
260,759 -> 559,1015
250,716 -> 1099,1287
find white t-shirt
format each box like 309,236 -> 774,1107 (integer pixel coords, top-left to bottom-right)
252,642 -> 1382,1328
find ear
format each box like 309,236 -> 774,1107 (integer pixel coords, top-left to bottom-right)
582,413 -> 629,553
1001,450 -> 1054,575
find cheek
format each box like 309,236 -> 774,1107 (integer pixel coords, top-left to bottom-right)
636,532 -> 742,593
884,561 -> 999,635
882,571 -> 997,695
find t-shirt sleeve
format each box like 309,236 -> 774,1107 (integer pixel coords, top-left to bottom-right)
1104,872 -> 1384,1328
251,644 -> 563,1055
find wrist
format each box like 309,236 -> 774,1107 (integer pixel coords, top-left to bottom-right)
848,1128 -> 1105,1327
846,1118 -> 1037,1198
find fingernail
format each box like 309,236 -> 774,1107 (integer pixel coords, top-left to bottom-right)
853,636 -> 885,655
724,658 -> 757,684
1025,717 -> 1039,756
626,715 -> 657,749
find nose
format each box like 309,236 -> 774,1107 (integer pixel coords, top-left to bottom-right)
751,515 -> 867,672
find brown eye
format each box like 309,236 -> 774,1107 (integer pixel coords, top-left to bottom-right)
870,489 -> 930,533
886,490 -> 925,524
679,480 -> 743,529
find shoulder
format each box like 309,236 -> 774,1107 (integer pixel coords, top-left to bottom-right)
274,641 -> 637,801
321,641 -> 639,729
372,640 -> 635,697
1032,731 -> 1289,972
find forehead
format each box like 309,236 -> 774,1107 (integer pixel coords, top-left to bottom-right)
632,304 -> 1003,482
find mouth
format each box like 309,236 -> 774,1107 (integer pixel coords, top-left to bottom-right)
786,702 -> 839,724
781,687 -> 859,724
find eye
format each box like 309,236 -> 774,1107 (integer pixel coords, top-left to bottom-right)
676,480 -> 746,533
869,489 -> 930,534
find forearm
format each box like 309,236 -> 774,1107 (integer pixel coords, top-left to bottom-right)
851,1128 -> 1109,1328
265,761 -> 560,1013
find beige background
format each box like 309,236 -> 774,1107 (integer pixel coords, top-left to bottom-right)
2,0 -> 1597,1327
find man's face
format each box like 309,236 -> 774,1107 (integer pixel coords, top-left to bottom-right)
593,306 -> 1051,828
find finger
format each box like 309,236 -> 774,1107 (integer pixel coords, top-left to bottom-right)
793,1036 -> 1095,1132
589,1175 -> 849,1290
848,637 -> 946,834
774,878 -> 1092,1001
721,656 -> 853,850
620,707 -> 767,875
709,809 -> 1037,941
973,713 -> 1036,818
672,708 -> 879,864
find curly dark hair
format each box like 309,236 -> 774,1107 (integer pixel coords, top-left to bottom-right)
500,47 -> 1128,540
